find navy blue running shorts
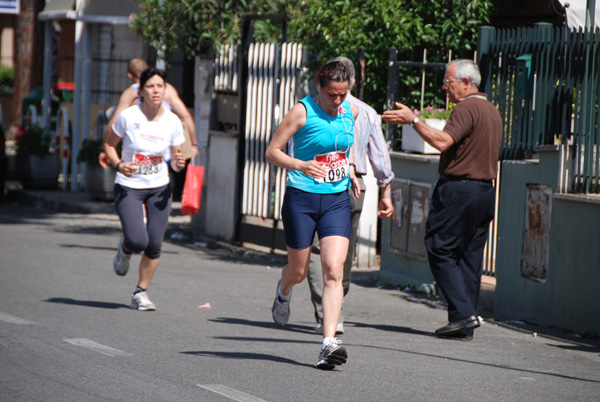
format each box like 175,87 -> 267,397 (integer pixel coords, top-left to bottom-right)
281,186 -> 351,249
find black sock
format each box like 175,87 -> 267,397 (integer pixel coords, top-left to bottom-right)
133,286 -> 146,294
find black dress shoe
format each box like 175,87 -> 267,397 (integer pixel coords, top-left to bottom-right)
435,315 -> 479,337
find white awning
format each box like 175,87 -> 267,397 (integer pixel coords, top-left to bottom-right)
38,0 -> 75,21
38,0 -> 138,25
557,0 -> 600,29
79,0 -> 138,24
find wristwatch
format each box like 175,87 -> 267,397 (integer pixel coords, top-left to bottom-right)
410,117 -> 419,127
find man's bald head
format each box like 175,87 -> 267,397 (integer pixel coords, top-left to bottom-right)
127,58 -> 149,83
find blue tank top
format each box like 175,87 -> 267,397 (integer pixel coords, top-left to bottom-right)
287,96 -> 354,194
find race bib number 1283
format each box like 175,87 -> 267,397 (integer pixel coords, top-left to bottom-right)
133,153 -> 163,176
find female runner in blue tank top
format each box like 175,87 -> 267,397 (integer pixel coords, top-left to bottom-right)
265,61 -> 360,370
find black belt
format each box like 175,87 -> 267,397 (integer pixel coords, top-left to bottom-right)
439,174 -> 493,184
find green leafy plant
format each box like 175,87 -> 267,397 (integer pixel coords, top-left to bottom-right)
77,138 -> 121,167
130,0 -> 495,111
0,64 -> 14,92
16,122 -> 54,156
129,0 -> 287,59
77,138 -> 104,166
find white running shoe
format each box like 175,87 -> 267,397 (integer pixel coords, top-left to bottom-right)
271,280 -> 291,326
317,339 -> 347,370
113,237 -> 131,276
130,291 -> 156,311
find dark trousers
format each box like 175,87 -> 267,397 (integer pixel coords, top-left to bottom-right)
114,184 -> 172,259
425,179 -> 495,326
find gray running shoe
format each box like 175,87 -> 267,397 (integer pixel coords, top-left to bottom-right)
315,322 -> 344,335
130,291 -> 156,311
113,237 -> 131,276
317,339 -> 347,370
271,280 -> 291,326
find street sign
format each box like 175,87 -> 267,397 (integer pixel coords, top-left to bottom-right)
0,0 -> 19,14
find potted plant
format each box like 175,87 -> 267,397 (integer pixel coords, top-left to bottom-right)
77,138 -> 116,201
401,105 -> 454,155
15,122 -> 60,188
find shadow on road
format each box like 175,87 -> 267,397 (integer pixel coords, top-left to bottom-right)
180,350 -> 315,368
345,321 -> 432,337
59,243 -> 177,254
45,297 -> 129,309
208,317 -> 316,335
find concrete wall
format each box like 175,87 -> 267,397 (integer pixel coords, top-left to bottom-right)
380,146 -> 600,334
355,160 -> 379,269
495,146 -> 600,334
204,130 -> 239,241
379,151 -> 439,289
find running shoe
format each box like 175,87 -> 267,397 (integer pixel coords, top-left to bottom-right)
317,339 -> 347,370
113,237 -> 131,276
130,291 -> 156,311
315,322 -> 344,335
271,280 -> 291,326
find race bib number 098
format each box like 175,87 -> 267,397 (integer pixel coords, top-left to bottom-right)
314,151 -> 348,183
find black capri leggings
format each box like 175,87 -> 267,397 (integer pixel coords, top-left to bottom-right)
114,184 -> 172,259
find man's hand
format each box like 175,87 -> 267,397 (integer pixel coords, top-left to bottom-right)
382,102 -> 416,125
377,197 -> 394,219
377,184 -> 393,219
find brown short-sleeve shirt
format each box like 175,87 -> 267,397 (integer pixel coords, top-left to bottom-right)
440,93 -> 502,180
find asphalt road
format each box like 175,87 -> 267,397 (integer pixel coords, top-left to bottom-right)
1,197 -> 599,401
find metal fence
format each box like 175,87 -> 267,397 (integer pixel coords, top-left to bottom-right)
242,43 -> 304,220
213,43 -> 305,221
214,44 -> 239,93
478,23 -> 600,194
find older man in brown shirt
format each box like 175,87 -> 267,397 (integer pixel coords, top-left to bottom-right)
383,59 -> 502,340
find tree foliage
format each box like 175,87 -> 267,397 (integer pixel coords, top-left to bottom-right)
131,0 -> 494,110
130,0 -> 287,58
286,0 -> 494,111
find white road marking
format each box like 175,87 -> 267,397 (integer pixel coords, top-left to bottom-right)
197,384 -> 268,402
0,312 -> 36,325
63,338 -> 133,357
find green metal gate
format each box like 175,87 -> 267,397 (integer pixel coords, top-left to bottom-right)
478,23 -> 600,194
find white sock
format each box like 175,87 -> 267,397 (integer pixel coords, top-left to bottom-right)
277,282 -> 291,301
323,337 -> 336,346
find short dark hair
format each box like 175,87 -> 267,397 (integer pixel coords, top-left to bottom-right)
316,61 -> 350,89
327,57 -> 355,84
139,67 -> 167,89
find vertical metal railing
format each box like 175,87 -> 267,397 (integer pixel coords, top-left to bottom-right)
479,24 -> 600,194
271,43 -> 303,220
227,42 -> 303,220
214,44 -> 238,93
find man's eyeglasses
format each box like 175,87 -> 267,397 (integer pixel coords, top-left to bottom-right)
442,78 -> 457,86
